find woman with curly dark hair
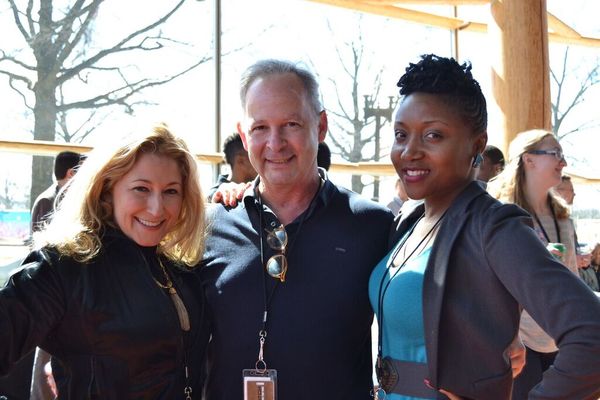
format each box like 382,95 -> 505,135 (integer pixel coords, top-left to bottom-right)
368,54 -> 600,399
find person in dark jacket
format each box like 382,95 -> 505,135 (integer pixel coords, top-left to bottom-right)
0,124 -> 209,399
30,151 -> 86,233
369,54 -> 600,400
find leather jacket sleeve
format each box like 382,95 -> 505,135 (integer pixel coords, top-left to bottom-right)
0,249 -> 67,375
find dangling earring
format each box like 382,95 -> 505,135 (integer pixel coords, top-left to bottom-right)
472,153 -> 484,168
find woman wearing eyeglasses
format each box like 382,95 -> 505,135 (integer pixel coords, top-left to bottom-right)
487,129 -> 581,399
369,54 -> 600,400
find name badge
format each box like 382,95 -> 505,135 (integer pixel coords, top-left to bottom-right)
243,369 -> 277,400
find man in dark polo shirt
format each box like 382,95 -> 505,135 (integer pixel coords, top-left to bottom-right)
201,59 -> 393,400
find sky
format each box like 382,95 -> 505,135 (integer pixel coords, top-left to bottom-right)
0,0 -> 599,217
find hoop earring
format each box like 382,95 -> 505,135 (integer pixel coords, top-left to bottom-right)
472,153 -> 484,168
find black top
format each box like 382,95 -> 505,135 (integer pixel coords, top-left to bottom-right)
0,229 -> 209,399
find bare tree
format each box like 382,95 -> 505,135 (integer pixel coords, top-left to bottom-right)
551,46 -> 600,140
0,0 -> 211,205
0,178 -> 18,209
322,20 -> 395,197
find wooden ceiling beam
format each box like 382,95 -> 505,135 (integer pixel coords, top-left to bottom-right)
364,0 -> 489,4
0,140 -> 224,164
309,0 -> 486,31
547,12 -> 581,38
309,0 -> 600,47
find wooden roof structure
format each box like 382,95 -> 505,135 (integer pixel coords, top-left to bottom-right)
308,0 -> 600,48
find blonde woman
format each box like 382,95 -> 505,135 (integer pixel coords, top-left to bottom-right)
0,124 -> 208,399
591,243 -> 600,283
488,129 -> 580,399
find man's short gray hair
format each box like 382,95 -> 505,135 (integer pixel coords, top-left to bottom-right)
239,59 -> 323,116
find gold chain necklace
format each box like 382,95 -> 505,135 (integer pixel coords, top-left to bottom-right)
154,258 -> 191,332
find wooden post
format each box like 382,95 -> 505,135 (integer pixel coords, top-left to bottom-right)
489,0 -> 551,155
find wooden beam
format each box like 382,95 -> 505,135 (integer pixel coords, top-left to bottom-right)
549,32 -> 600,47
364,0 -> 489,4
0,140 -> 224,165
3,140 -> 599,182
308,0 -> 600,47
309,0 -> 486,31
329,161 -> 396,176
547,12 -> 581,38
489,0 -> 551,153
0,140 -> 93,157
564,170 -> 600,185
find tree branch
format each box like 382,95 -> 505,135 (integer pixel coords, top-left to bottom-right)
57,38 -> 164,84
25,0 -> 36,36
0,50 -> 37,71
324,76 -> 350,121
7,0 -> 33,42
0,69 -> 34,90
326,125 -> 351,159
558,120 -> 600,141
55,0 -> 103,66
6,76 -> 34,110
59,55 -> 209,111
57,0 -> 186,85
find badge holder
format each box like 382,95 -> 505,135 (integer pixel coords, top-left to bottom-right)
243,369 -> 277,400
243,331 -> 277,400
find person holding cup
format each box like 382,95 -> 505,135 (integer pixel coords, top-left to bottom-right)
488,129 -> 581,399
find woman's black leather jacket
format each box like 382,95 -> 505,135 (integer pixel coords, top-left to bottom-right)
0,229 -> 209,399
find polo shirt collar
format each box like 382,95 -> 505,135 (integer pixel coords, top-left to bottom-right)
242,168 -> 335,222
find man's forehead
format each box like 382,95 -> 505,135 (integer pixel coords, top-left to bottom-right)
246,74 -> 307,100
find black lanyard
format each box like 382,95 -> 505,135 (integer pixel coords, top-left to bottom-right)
532,199 -> 561,244
254,179 -> 322,369
375,211 -> 446,377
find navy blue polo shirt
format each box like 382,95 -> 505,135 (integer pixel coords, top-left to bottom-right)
201,172 -> 393,400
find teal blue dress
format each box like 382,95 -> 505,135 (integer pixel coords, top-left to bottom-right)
368,237 -> 434,400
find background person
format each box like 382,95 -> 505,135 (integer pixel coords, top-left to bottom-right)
30,151 -> 86,232
386,178 -> 409,215
0,150 -> 85,400
475,144 -> 505,182
207,132 -> 257,201
373,54 -> 600,400
554,174 -> 575,205
0,124 -> 209,399
553,175 -> 595,290
591,243 -> 600,285
317,141 -> 332,170
488,129 -> 593,399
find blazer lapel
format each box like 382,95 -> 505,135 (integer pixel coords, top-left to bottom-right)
388,200 -> 425,249
420,181 -> 488,388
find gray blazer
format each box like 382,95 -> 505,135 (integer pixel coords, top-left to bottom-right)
389,181 -> 600,400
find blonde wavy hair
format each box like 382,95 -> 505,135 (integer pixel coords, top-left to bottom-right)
35,123 -> 206,266
487,129 -> 569,219
592,243 -> 600,266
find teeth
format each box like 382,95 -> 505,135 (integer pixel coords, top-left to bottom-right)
406,170 -> 427,176
137,218 -> 161,227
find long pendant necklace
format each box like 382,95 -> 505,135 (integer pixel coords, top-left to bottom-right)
374,211 -> 447,395
154,258 -> 191,332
